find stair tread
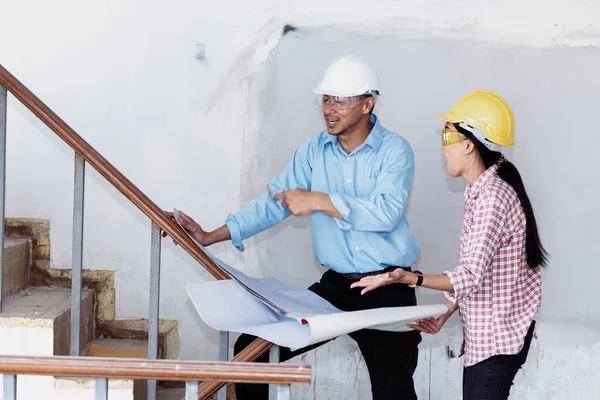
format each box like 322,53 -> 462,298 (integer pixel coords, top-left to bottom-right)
0,286 -> 93,323
83,338 -> 149,358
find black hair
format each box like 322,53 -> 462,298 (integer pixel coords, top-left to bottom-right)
455,124 -> 549,269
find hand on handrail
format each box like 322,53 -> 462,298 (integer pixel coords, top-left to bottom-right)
163,210 -> 232,248
163,210 -> 208,246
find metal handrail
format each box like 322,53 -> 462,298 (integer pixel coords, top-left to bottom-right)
0,63 -> 274,399
0,355 -> 310,399
0,355 -> 310,383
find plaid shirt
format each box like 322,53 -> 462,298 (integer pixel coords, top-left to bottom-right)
443,165 -> 542,367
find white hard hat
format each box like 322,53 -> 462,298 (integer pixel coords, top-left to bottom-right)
313,54 -> 380,97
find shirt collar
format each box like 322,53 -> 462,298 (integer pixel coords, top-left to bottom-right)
324,114 -> 384,152
465,164 -> 498,201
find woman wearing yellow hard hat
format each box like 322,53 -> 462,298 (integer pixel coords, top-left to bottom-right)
352,89 -> 548,399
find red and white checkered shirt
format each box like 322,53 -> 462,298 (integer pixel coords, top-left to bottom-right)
443,165 -> 542,367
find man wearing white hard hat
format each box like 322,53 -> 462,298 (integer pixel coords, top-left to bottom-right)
170,55 -> 422,399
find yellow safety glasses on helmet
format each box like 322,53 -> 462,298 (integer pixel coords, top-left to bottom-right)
441,129 -> 467,147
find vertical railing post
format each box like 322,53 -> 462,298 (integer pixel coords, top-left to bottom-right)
276,384 -> 291,400
186,380 -> 199,399
70,153 -> 85,356
268,345 -> 280,400
147,221 -> 161,400
3,374 -> 17,399
217,331 -> 229,400
0,84 -> 8,312
95,378 -> 108,400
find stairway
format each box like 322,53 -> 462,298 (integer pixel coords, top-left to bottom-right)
0,218 -> 181,399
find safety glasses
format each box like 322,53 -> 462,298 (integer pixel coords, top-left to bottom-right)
441,129 -> 467,146
320,95 -> 367,110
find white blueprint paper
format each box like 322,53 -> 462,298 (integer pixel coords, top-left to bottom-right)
175,208 -> 448,348
187,280 -> 448,349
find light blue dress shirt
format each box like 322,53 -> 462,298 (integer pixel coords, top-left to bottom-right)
225,114 -> 420,274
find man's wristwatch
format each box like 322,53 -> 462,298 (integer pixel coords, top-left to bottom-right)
408,270 -> 423,288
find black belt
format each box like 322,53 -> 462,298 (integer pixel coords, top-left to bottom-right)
336,266 -> 412,280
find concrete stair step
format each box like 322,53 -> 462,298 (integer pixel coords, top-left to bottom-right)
91,319 -> 181,394
0,286 -> 99,400
97,318 -> 179,361
0,219 -> 182,399
2,238 -> 31,299
82,338 -> 152,358
0,286 -> 94,356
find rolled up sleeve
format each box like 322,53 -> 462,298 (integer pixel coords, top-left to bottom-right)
225,214 -> 244,251
225,140 -> 314,251
444,290 -> 458,304
329,194 -> 353,230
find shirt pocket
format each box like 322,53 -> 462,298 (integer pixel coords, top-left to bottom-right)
356,177 -> 377,197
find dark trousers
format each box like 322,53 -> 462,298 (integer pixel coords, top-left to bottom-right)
233,268 -> 422,400
463,321 -> 536,400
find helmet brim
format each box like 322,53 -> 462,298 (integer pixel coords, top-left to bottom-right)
435,113 -> 462,123
313,87 -> 377,98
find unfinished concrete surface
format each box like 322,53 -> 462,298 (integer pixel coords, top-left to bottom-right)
6,218 -> 119,322
0,286 -> 94,356
96,318 -> 180,361
37,267 -> 117,322
0,232 -> 180,400
0,287 -> 102,400
5,218 -> 50,267
2,238 -> 31,298
84,338 -> 150,358
0,288 -> 154,399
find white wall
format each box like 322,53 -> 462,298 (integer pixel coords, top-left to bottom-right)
249,32 -> 600,322
1,0 -> 600,398
248,33 -> 600,399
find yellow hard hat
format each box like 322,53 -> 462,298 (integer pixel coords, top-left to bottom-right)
436,89 -> 515,148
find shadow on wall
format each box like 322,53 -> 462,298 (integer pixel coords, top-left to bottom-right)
240,29 -> 600,324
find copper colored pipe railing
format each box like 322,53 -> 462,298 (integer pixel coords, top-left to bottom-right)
0,355 -> 310,384
0,63 -> 274,398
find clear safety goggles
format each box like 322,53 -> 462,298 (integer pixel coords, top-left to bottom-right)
441,129 -> 467,147
319,95 -> 368,110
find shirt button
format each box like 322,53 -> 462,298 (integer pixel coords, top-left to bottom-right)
355,247 -> 360,252
346,178 -> 351,183
359,269 -> 365,273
